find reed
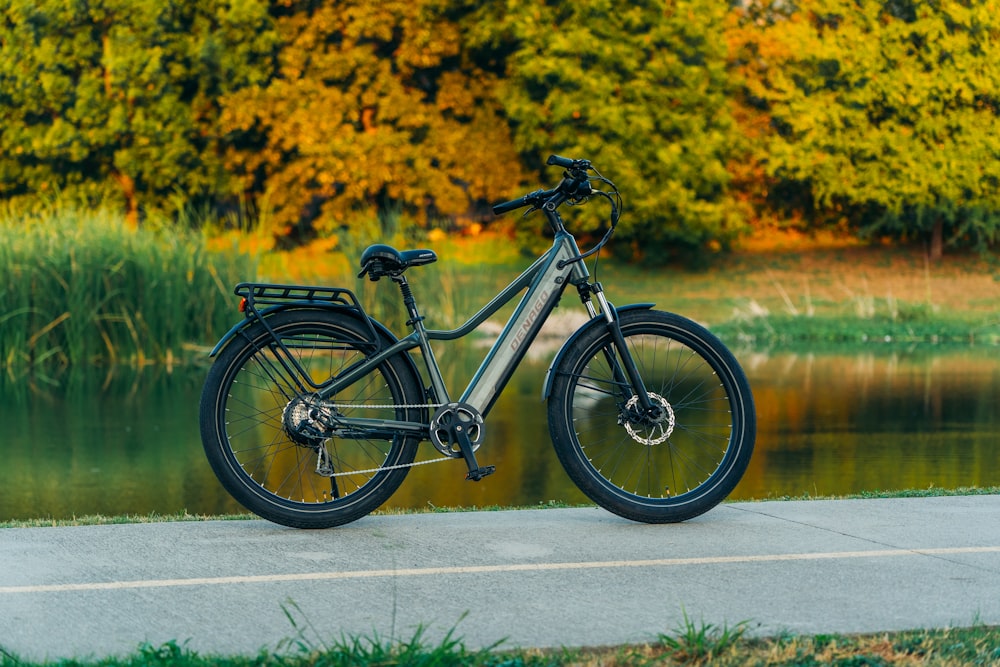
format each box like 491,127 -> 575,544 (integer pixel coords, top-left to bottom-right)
0,208 -> 255,372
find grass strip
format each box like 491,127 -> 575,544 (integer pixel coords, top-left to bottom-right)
2,488 -> 996,529
1,614 -> 998,666
6,212 -> 1000,373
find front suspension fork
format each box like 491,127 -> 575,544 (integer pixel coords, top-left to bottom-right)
582,283 -> 655,412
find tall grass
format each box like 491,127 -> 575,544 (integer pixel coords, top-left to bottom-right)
0,208 -> 256,373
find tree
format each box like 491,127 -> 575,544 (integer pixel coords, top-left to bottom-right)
732,0 -> 1000,259
464,0 -> 745,261
220,0 -> 524,244
0,0 -> 275,225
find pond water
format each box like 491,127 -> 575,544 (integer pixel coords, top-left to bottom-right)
3,345 -> 999,522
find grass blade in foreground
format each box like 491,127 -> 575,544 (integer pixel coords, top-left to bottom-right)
2,622 -> 998,666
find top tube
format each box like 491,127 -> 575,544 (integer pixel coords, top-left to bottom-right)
423,252 -> 551,342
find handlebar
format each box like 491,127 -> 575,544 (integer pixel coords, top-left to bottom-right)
492,155 -> 594,216
546,154 -> 591,170
491,153 -> 623,266
491,188 -> 556,215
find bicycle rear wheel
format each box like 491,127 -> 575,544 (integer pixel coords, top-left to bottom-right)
199,309 -> 424,528
547,309 -> 755,523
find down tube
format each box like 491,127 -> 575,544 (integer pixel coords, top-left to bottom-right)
460,239 -> 582,416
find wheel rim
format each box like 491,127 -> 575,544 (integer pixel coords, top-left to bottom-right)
568,327 -> 741,501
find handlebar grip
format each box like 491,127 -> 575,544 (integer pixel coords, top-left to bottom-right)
492,196 -> 528,215
547,154 -> 575,168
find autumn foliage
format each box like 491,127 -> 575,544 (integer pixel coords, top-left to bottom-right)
2,0 -> 999,259
730,0 -> 1000,259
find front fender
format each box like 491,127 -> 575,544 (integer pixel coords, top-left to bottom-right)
541,303 -> 655,400
208,304 -> 396,357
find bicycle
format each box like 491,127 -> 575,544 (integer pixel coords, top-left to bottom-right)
199,155 -> 756,529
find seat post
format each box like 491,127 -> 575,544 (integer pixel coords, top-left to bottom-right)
391,273 -> 451,404
391,274 -> 424,329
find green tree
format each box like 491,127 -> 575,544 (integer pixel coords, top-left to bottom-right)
733,0 -> 1000,258
220,0 -> 524,244
0,0 -> 275,226
465,0 -> 744,262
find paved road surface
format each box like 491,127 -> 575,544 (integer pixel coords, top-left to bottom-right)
2,495 -> 999,662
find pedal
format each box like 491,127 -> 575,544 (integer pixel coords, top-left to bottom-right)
449,421 -> 494,482
465,465 -> 496,482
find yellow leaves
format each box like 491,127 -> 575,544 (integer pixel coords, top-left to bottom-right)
396,19 -> 460,70
214,0 -> 528,242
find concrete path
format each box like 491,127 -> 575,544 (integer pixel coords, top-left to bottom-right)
2,495 -> 999,662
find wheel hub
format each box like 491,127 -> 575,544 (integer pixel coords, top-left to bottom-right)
282,394 -> 337,447
622,393 -> 675,445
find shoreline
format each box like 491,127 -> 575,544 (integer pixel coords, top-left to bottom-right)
4,485 -> 998,529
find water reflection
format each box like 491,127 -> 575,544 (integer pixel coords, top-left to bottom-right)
738,349 -> 1000,498
2,347 -> 999,522
2,368 -> 244,520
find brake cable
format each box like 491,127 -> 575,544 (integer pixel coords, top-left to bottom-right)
556,166 -> 623,269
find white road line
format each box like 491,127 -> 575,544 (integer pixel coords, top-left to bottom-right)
3,546 -> 998,595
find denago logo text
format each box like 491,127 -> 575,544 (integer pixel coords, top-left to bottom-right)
510,290 -> 549,353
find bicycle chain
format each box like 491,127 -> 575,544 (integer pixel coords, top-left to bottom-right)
314,400 -> 454,478
315,452 -> 454,478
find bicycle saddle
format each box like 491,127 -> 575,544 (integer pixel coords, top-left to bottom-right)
358,244 -> 437,280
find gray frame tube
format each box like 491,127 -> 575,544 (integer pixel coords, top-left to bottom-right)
460,234 -> 583,415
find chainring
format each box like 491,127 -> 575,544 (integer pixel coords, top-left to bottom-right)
428,402 -> 484,457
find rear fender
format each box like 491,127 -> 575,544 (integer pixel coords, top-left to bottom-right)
208,303 -> 395,357
541,303 -> 655,401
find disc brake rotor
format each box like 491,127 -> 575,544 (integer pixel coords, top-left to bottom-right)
623,392 -> 675,445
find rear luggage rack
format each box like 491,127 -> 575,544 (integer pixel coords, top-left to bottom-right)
235,282 -> 363,310
233,282 -> 382,358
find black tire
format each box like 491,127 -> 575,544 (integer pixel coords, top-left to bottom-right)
547,309 -> 755,523
199,309 -> 424,528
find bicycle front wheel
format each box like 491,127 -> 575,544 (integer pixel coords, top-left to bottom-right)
199,309 -> 424,528
547,309 -> 755,523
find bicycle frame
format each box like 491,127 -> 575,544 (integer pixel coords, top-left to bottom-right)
311,227 -> 593,438
225,188 -> 654,456
202,154 -> 755,528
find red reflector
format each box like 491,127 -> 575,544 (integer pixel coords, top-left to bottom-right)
239,297 -> 247,313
